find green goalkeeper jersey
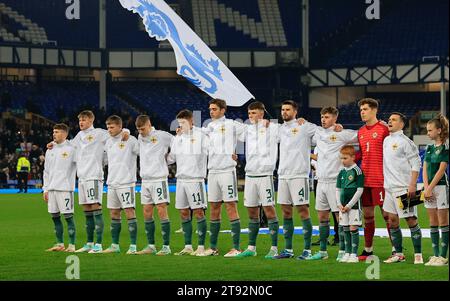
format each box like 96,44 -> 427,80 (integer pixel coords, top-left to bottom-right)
424,143 -> 449,186
336,164 -> 364,209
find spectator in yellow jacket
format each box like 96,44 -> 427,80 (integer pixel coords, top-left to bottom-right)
17,153 -> 30,193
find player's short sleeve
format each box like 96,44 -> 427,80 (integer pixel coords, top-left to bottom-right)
440,144 -> 449,163
424,144 -> 432,162
356,170 -> 364,188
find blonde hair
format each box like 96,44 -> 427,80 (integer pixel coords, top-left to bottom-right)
427,113 -> 449,142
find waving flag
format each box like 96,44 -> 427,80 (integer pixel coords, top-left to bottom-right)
119,0 -> 255,106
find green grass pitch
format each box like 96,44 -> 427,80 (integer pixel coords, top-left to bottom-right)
0,192 -> 448,281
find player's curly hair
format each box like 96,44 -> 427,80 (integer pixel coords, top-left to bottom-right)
427,113 -> 449,142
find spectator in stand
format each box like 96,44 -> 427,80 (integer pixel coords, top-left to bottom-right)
16,152 -> 31,193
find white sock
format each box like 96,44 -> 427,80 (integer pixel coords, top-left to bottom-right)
197,245 -> 205,251
270,246 -> 278,252
248,245 -> 256,252
365,247 -> 373,253
286,249 -> 293,253
149,244 -> 156,249
185,244 -> 193,249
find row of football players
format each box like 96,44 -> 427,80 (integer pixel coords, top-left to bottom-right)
42,99 -> 449,265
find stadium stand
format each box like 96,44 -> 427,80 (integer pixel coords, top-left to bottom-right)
315,0 -> 449,67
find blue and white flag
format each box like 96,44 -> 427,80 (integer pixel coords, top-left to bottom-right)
119,0 -> 255,106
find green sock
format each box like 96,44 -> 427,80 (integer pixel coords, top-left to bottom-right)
144,218 -> 155,245
390,227 -> 403,253
84,211 -> 95,243
197,217 -> 207,246
430,226 -> 440,257
161,219 -> 170,246
111,219 -> 121,245
52,215 -> 64,244
93,210 -> 104,244
344,227 -> 351,254
65,214 -> 76,245
248,219 -> 260,247
209,220 -> 221,249
230,219 -> 241,250
338,225 -> 346,252
283,218 -> 294,250
319,220 -> 330,252
351,229 -> 359,254
440,225 -> 449,258
128,218 -> 138,245
409,224 -> 422,254
268,218 -> 279,247
182,218 -> 193,245
302,218 -> 312,250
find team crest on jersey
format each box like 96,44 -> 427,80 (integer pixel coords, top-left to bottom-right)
291,128 -> 299,135
150,136 -> 158,144
259,128 -> 266,135
348,174 -> 354,181
118,142 -> 126,149
219,125 -> 226,134
86,135 -> 94,142
360,135 -> 364,140
435,149 -> 441,155
330,134 -> 337,142
190,138 -> 196,144
372,132 -> 378,139
392,143 -> 399,151
62,152 -> 69,158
